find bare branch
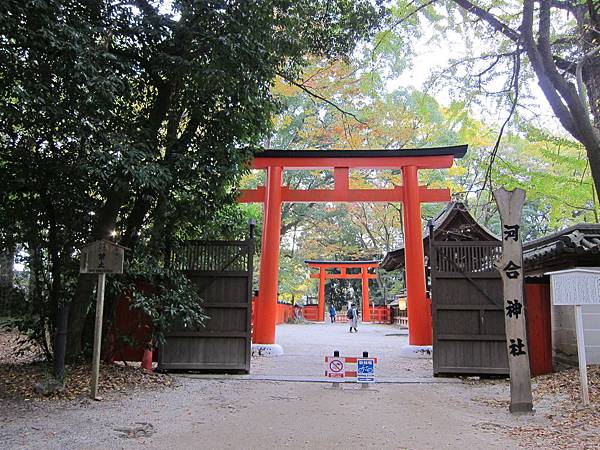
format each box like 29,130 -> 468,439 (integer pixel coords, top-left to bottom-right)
521,0 -> 580,139
479,45 -> 521,199
278,74 -> 367,125
451,0 -> 521,42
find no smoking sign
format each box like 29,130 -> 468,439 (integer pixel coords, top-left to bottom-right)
326,358 -> 345,378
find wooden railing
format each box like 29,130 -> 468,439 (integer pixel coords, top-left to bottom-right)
432,241 -> 502,274
170,240 -> 252,272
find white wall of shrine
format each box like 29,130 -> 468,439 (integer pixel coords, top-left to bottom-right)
552,304 -> 600,364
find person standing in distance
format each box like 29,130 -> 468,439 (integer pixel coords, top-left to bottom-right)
348,303 -> 358,333
329,304 -> 336,323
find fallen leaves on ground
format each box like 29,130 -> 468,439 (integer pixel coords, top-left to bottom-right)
473,366 -> 600,449
0,330 -> 44,365
514,366 -> 600,449
0,331 -> 173,402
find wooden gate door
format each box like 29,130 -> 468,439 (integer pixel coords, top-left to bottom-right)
158,239 -> 254,373
430,240 -> 508,376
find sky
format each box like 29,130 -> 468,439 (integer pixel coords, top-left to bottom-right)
387,13 -> 564,135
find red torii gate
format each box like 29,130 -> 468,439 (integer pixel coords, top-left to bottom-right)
239,146 -> 467,348
305,260 -> 380,322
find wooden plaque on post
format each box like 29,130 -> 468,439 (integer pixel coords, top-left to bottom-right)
79,239 -> 127,399
80,239 -> 126,274
493,187 -> 533,414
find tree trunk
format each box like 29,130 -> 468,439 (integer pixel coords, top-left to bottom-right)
65,188 -> 126,361
585,56 -> 600,132
47,200 -> 68,380
0,243 -> 15,314
53,301 -> 69,380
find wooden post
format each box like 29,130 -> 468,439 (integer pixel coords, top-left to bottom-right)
493,187 -> 533,414
80,239 -> 126,399
574,305 -> 590,405
255,166 -> 283,343
332,350 -> 341,389
361,267 -> 370,322
90,273 -> 106,400
318,267 -> 326,322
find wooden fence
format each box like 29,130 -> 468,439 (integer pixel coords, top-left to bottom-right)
430,240 -> 509,376
159,239 -> 254,373
299,305 -> 392,323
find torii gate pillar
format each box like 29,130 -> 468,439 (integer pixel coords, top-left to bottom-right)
253,166 -> 282,344
402,166 -> 432,345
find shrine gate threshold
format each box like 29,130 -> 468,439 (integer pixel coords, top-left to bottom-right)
239,146 -> 467,356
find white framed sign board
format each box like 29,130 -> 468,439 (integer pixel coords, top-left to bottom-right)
546,267 -> 600,406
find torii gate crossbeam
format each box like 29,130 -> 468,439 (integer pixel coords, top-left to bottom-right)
239,146 -> 467,348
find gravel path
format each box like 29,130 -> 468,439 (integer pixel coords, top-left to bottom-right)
0,323 -> 556,449
2,377 -> 539,450
251,322 -> 433,380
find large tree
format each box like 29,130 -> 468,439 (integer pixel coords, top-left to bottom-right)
400,1 -> 600,194
0,0 -> 384,369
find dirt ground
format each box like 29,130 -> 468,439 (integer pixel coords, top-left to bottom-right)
1,323 -> 599,449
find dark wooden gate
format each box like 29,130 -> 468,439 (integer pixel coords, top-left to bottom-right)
158,239 -> 254,373
430,240 -> 509,376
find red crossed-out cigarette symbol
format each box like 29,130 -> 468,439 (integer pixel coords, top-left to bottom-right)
329,359 -> 343,372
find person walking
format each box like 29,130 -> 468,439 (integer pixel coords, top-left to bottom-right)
328,304 -> 336,323
348,303 -> 359,333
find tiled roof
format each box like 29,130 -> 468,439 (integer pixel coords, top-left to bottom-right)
380,201 -> 499,271
523,224 -> 600,276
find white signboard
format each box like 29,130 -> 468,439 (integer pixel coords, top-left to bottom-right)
546,268 -> 600,406
325,357 -> 345,379
80,240 -> 125,274
547,268 -> 600,306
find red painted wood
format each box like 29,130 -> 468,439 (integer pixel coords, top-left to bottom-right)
302,305 -> 319,321
362,267 -> 371,322
254,166 -> 283,344
244,153 -> 459,345
402,165 -> 432,345
309,273 -> 377,279
238,185 -> 450,203
252,301 -> 295,339
275,303 -> 294,324
307,263 -> 379,269
525,283 -> 553,376
108,283 -> 156,363
318,268 -> 326,322
368,307 -> 392,324
334,167 -> 349,191
325,356 -> 378,364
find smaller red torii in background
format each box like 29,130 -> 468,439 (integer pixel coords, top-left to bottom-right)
305,260 -> 379,322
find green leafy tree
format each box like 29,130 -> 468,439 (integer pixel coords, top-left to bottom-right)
0,0 -> 384,378
388,1 -> 600,196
